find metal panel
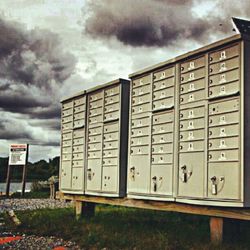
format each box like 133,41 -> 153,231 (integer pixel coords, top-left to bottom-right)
180,56 -> 205,73
89,114 -> 102,124
152,123 -> 173,134
133,74 -> 151,87
209,124 -> 239,138
131,145 -> 150,155
179,140 -> 204,152
62,131 -> 72,141
62,101 -> 73,110
72,153 -> 84,160
152,143 -> 173,154
179,117 -> 205,131
73,119 -> 84,129
153,66 -> 175,81
131,136 -> 150,146
62,121 -> 73,131
152,133 -> 173,144
209,111 -> 239,127
153,77 -> 175,90
180,79 -> 205,94
153,96 -> 174,110
105,94 -> 120,105
132,103 -> 151,114
209,57 -> 239,75
103,131 -> 119,141
104,103 -> 120,113
104,111 -> 119,121
62,153 -> 72,161
180,129 -> 204,141
62,116 -> 73,124
208,137 -> 239,150
62,108 -> 73,117
131,116 -> 150,128
102,167 -> 118,192
61,161 -> 72,190
89,101 -> 103,110
132,85 -> 151,96
105,85 -> 120,97
73,137 -> 84,146
74,105 -> 85,113
103,141 -> 119,149
86,165 -> 102,191
89,91 -> 103,101
73,129 -> 84,139
209,81 -> 240,98
103,157 -> 118,166
73,145 -> 84,153
131,126 -> 150,137
209,98 -> 239,115
88,126 -> 102,136
180,106 -> 205,120
74,112 -> 85,120
152,154 -> 173,164
72,160 -> 84,168
74,97 -> 86,106
180,68 -> 205,84
208,149 -> 239,162
152,111 -> 174,124
209,68 -> 239,86
88,142 -> 101,151
72,168 -> 84,190
103,149 -> 118,158
132,94 -> 150,106
180,89 -> 205,104
88,134 -> 102,143
88,151 -> 102,159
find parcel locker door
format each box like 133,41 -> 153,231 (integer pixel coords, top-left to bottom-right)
102,167 -> 118,193
150,165 -> 173,196
86,159 -> 102,191
178,152 -> 204,198
61,161 -> 72,190
72,168 -> 84,191
127,155 -> 150,194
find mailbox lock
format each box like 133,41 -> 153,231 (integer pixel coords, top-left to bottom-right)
181,66 -> 184,71
180,113 -> 183,118
209,68 -> 213,73
210,176 -> 217,195
180,135 -> 183,139
209,131 -> 212,136
181,165 -> 187,183
152,176 -> 157,192
208,154 -> 212,159
181,77 -> 184,81
209,57 -> 213,62
209,79 -> 213,84
209,119 -> 212,124
130,167 -> 136,181
87,169 -> 92,181
209,91 -> 213,95
209,142 -> 212,147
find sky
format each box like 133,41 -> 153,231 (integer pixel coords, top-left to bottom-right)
0,0 -> 249,162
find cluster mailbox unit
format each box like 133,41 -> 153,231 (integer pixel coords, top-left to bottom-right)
60,19 -> 250,207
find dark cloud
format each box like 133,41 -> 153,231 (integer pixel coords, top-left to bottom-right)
83,0 -> 250,47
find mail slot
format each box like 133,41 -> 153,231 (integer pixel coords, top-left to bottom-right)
105,85 -> 120,97
105,94 -> 120,105
88,142 -> 101,151
153,86 -> 174,100
131,126 -> 150,137
180,89 -> 205,104
180,78 -> 205,94
73,145 -> 84,153
74,97 -> 85,106
88,134 -> 102,143
132,85 -> 151,96
88,150 -> 102,159
73,119 -> 84,129
179,129 -> 204,141
88,126 -> 102,136
153,96 -> 174,110
89,91 -> 103,101
209,81 -> 240,98
104,110 -> 119,121
179,117 -> 205,131
132,94 -> 151,106
153,77 -> 175,91
89,114 -> 102,124
209,111 -> 239,126
104,122 -> 119,133
103,141 -> 119,149
62,116 -> 73,124
153,66 -> 175,81
131,136 -> 149,146
152,111 -> 174,124
74,105 -> 85,113
103,149 -> 118,158
208,149 -> 239,162
72,160 -> 84,167
209,57 -> 239,75
209,68 -> 240,86
104,102 -> 120,113
62,121 -> 73,131
74,112 -> 85,120
133,74 -> 151,87
208,124 -> 239,138
62,153 -> 72,161
132,103 -> 151,114
179,140 -> 204,152
209,43 -> 240,63
73,138 -> 84,146
131,116 -> 150,128
89,100 -> 103,110
103,158 -> 118,166
208,137 -> 239,150
180,56 -> 205,73
131,145 -> 150,155
152,133 -> 173,144
180,106 -> 205,120
62,101 -> 73,110
62,146 -> 72,154
73,129 -> 84,139
62,108 -> 73,117
72,153 -> 84,160
89,107 -> 103,118
209,98 -> 239,115
152,143 -> 173,154
103,131 -> 119,141
152,154 -> 173,164
180,67 -> 205,83
152,123 -> 173,134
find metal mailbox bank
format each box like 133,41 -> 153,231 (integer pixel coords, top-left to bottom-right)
127,19 -> 250,206
85,79 -> 130,197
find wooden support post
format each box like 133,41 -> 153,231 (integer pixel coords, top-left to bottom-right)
75,201 -> 95,220
5,164 -> 12,197
75,201 -> 83,220
21,144 -> 29,197
210,217 -> 223,244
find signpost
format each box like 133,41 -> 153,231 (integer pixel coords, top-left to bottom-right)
6,144 -> 29,197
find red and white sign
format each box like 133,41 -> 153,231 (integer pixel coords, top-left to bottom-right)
9,144 -> 28,165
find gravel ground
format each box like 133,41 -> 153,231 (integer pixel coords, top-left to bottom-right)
0,199 -> 73,212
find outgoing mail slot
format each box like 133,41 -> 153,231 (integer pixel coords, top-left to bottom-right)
62,153 -> 72,161
180,68 -> 205,83
89,114 -> 102,124
105,94 -> 120,105
208,149 -> 239,162
153,96 -> 174,110
72,160 -> 84,167
131,126 -> 150,137
208,81 -> 240,98
179,140 -> 204,152
152,123 -> 173,134
104,122 -> 119,133
88,134 -> 102,143
208,162 -> 240,200
209,124 -> 239,138
132,103 -> 151,114
209,57 -> 239,75
179,129 -> 204,141
131,116 -> 150,128
208,137 -> 239,150
72,153 -> 84,160
103,141 -> 119,149
180,78 -> 205,94
180,56 -> 205,73
74,105 -> 85,113
88,142 -> 101,151
74,112 -> 85,120
152,143 -> 173,154
153,66 -> 175,81
103,149 -> 118,158
74,97 -> 85,106
62,121 -> 73,131
62,101 -> 73,110
132,94 -> 151,106
89,107 -> 103,117
88,150 -> 102,159
63,131 -> 72,140
133,74 -> 151,88
62,116 -> 73,124
88,126 -> 102,136
179,117 -> 205,131
89,100 -> 103,110
153,77 -> 175,91
131,145 -> 149,155
62,146 -> 72,154
153,111 -> 174,124
105,85 -> 120,97
209,98 -> 239,115
209,44 -> 240,63
104,102 -> 120,113
152,133 -> 173,144
153,86 -> 174,100
209,111 -> 239,127
62,108 -> 73,117
103,131 -> 119,141
103,158 -> 118,166
209,68 -> 240,86
180,89 -> 205,104
73,145 -> 84,153
73,128 -> 84,138
152,154 -> 173,164
132,85 -> 151,96
73,119 -> 84,129
180,106 -> 205,120
131,135 -> 149,146
89,91 -> 103,102
73,138 -> 84,146
104,110 -> 119,121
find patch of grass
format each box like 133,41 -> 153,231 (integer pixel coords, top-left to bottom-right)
10,191 -> 49,199
2,205 -> 250,249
